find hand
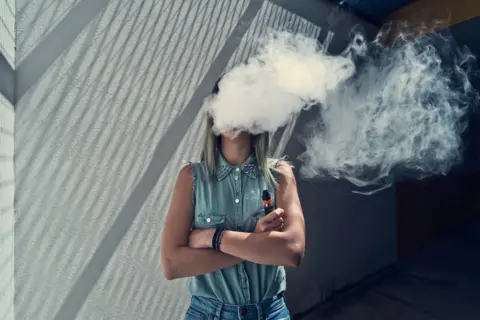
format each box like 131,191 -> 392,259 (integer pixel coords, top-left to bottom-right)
255,208 -> 285,233
188,228 -> 215,249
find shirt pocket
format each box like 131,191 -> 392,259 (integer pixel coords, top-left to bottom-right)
243,207 -> 265,233
193,212 -> 226,229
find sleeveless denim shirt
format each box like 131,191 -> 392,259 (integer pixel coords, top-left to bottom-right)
188,153 -> 287,305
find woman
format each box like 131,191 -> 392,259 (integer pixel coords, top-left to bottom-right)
161,78 -> 305,320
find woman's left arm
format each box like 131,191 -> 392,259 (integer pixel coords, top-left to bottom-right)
190,162 -> 306,267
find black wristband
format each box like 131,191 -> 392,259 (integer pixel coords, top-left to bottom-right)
212,229 -> 219,251
216,229 -> 225,251
212,228 -> 225,251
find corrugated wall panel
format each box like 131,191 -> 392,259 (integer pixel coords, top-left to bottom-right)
0,93 -> 15,320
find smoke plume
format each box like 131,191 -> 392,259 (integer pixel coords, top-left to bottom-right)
204,28 -> 478,190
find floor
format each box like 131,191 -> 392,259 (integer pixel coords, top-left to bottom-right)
297,219 -> 480,320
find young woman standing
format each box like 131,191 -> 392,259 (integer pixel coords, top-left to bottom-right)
161,79 -> 305,320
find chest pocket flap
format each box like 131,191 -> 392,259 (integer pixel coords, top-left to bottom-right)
193,212 -> 226,229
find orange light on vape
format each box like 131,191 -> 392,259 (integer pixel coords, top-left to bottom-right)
262,190 -> 274,214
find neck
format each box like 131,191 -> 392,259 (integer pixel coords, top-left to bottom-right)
221,133 -> 252,166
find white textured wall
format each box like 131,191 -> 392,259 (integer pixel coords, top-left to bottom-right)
15,1 -> 248,319
0,0 -> 15,67
0,1 -> 15,318
0,94 -> 15,320
226,1 -> 322,70
16,0 -> 83,65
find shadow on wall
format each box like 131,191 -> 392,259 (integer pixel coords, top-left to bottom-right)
13,0 -> 394,319
15,0 -> 254,319
0,0 -> 15,66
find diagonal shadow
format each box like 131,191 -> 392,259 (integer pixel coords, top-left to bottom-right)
16,0 -> 61,60
14,8 -> 251,312
0,51 -> 14,104
17,0 -> 83,62
155,0 -> 234,128
14,3 -> 194,315
270,0 -> 378,38
14,0 -> 204,255
89,6 -> 245,309
106,0 -> 237,187
15,0 -> 114,102
14,0 -> 162,174
13,7 -> 125,317
14,1 -> 214,276
0,1 -> 15,68
14,0 -> 198,169
14,5 -> 118,269
52,1 -> 264,319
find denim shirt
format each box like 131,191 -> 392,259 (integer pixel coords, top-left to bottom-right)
188,153 -> 287,305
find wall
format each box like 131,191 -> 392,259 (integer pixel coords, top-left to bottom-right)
14,0 -> 394,319
0,0 -> 15,104
0,95 -> 15,320
0,0 -> 15,67
284,113 -> 396,313
0,1 -> 15,320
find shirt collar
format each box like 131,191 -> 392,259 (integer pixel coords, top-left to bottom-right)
216,152 -> 258,181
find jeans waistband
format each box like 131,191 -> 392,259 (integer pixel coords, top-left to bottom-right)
190,292 -> 286,318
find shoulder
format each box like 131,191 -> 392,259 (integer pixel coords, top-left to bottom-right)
177,164 -> 194,186
178,163 -> 193,178
180,161 -> 209,181
275,160 -> 296,185
276,159 -> 293,171
270,158 -> 294,175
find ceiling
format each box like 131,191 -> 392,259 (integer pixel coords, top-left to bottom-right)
337,0 -> 416,25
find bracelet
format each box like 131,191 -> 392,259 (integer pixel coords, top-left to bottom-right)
212,228 -> 225,251
216,229 -> 225,251
212,228 -> 219,250
213,228 -> 224,251
212,229 -> 219,251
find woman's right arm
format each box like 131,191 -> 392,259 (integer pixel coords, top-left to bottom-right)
160,165 -> 242,280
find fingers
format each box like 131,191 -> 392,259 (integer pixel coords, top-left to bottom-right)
263,217 -> 284,232
268,217 -> 283,228
255,208 -> 285,233
266,222 -> 284,232
264,208 -> 284,222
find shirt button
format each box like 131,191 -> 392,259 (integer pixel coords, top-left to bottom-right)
206,218 -> 211,223
236,168 -> 240,172
235,198 -> 240,204
234,175 -> 239,180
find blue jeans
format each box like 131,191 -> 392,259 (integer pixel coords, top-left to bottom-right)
185,293 -> 290,320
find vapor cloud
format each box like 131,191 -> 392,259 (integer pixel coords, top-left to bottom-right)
204,28 -> 478,191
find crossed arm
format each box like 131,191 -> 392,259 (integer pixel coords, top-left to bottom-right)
160,163 -> 305,280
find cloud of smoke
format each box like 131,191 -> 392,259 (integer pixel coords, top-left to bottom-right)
300,29 -> 477,188
204,27 -> 478,190
206,32 -> 355,136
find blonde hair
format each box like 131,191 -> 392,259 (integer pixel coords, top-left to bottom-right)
201,115 -> 288,188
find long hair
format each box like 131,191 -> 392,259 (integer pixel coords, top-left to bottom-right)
201,77 -> 287,188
